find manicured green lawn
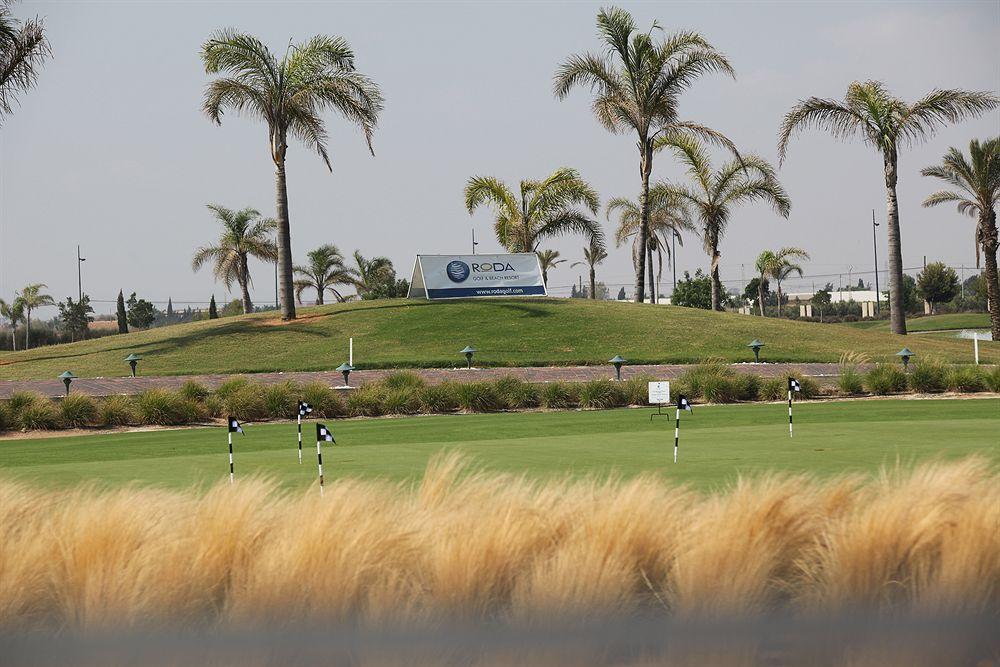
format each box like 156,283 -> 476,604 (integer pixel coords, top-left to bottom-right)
1,398 -> 996,492
845,312 -> 991,333
1,299 -> 996,380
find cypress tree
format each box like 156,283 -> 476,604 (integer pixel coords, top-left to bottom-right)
166,298 -> 174,319
116,290 -> 129,334
209,295 -> 218,319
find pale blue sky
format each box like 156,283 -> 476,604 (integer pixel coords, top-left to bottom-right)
2,0 -> 998,314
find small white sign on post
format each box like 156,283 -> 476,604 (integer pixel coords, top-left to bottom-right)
648,381 -> 671,405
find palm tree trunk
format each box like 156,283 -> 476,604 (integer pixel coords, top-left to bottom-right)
239,256 -> 253,314
634,142 -> 652,303
757,278 -> 765,317
24,309 -> 30,350
589,266 -> 596,300
981,210 -> 1000,341
542,268 -> 549,287
776,282 -> 783,318
883,151 -> 907,335
646,245 -> 656,304
275,159 -> 296,321
710,247 -> 722,311
316,285 -> 324,306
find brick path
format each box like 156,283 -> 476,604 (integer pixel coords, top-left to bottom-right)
0,363 -> 847,399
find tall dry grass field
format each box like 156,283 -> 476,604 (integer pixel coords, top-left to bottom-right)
1,455 -> 998,633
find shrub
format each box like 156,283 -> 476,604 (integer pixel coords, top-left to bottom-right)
222,384 -> 268,422
699,375 -> 739,403
135,389 -> 201,426
16,395 -> 63,430
380,372 -> 426,392
418,383 -> 460,413
733,373 -> 762,401
179,380 -> 210,402
455,382 -> 503,413
759,377 -> 786,401
98,395 -> 137,426
579,380 -> 626,409
492,376 -> 540,410
622,375 -> 654,406
346,386 -> 385,417
215,377 -> 250,400
59,394 -> 99,428
946,366 -> 986,393
794,376 -> 820,399
0,401 -> 9,431
985,366 -> 1000,393
837,366 -> 865,396
7,390 -> 40,416
261,382 -> 297,419
300,382 -> 344,419
909,360 -> 949,394
381,388 -> 422,415
678,360 -> 731,399
864,364 -> 908,396
540,382 -> 579,409
202,395 -> 224,419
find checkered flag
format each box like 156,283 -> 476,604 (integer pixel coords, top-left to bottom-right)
298,401 -> 313,417
678,395 -> 693,412
317,423 -> 335,443
788,378 -> 801,393
227,417 -> 243,434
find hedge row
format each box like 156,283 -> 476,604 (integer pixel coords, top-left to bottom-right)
0,364 -> 997,432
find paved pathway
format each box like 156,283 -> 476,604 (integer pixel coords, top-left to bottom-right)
0,363 -> 848,399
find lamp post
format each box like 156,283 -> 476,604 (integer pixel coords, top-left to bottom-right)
76,245 -> 86,302
896,347 -> 914,372
59,371 -> 76,396
609,355 -> 626,382
747,339 -> 764,363
336,362 -> 355,387
872,211 -> 880,315
125,353 -> 142,377
461,346 -> 476,369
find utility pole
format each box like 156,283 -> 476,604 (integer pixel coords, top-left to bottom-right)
76,245 -> 86,302
872,211 -> 880,314
672,232 -> 677,293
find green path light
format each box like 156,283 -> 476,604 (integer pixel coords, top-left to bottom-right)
124,353 -> 142,378
461,346 -> 476,370
896,347 -> 915,372
747,339 -> 764,363
335,362 -> 355,387
59,371 -> 77,396
609,355 -> 626,382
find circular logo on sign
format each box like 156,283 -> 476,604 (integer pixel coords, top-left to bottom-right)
446,260 -> 470,283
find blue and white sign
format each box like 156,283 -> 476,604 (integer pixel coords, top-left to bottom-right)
408,253 -> 547,300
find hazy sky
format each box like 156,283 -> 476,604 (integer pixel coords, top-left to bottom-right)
3,0 -> 998,315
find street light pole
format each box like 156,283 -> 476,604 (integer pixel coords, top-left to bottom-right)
872,210 -> 880,314
76,245 -> 86,302
672,231 -> 677,293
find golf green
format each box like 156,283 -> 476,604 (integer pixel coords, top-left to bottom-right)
1,398 -> 996,492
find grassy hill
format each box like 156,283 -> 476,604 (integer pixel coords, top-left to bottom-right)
0,298 -> 996,380
844,312 -> 991,332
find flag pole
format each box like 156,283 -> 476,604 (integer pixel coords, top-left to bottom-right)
297,413 -> 302,464
228,431 -> 234,484
316,436 -> 325,497
674,405 -> 680,464
788,387 -> 793,438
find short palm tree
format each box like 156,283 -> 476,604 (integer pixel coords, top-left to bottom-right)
755,247 -> 809,317
921,138 -> 1000,341
0,1 -> 50,124
17,283 -> 52,349
608,189 -> 694,301
465,168 -> 603,253
201,31 -> 383,321
352,251 -> 394,299
554,7 -> 738,303
0,296 -> 23,350
192,204 -> 278,314
778,81 -> 998,334
293,245 -> 355,305
654,135 -> 791,310
537,249 -> 565,288
571,239 -> 608,299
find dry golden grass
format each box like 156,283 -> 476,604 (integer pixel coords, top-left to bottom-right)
0,455 -> 998,632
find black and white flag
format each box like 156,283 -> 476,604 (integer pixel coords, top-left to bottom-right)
298,401 -> 313,417
678,395 -> 693,412
316,423 -> 335,443
227,417 -> 244,434
788,378 -> 801,393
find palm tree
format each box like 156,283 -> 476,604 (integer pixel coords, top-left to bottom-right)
0,296 -> 23,350
778,81 -> 998,335
464,168 -> 603,253
17,283 -> 52,349
608,189 -> 694,300
571,239 -> 608,299
352,251 -> 394,299
921,138 -> 1000,341
201,31 -> 383,321
537,249 -> 565,288
293,244 -> 355,305
654,135 -> 791,310
192,204 -> 278,314
755,247 -> 809,317
0,1 -> 50,125
554,7 -> 738,303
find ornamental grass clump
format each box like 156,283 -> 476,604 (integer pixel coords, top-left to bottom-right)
300,382 -> 344,418
178,380 -> 210,403
98,395 -> 137,427
59,394 -> 99,428
578,379 -> 626,409
379,372 -> 426,392
455,382 -> 503,413
381,388 -> 422,415
945,366 -> 986,393
346,386 -> 385,417
134,389 -> 201,426
540,382 -> 580,409
864,364 -> 908,396
622,374 -> 654,406
985,366 -> 1000,393
9,392 -> 62,430
261,382 -> 297,418
222,383 -> 269,422
418,383 -> 460,414
492,377 -> 541,410
908,359 -> 949,394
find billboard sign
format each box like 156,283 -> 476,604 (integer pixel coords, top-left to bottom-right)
408,254 -> 547,300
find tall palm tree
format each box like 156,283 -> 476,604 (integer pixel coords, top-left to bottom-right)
17,283 -> 52,349
778,81 -> 998,335
654,135 -> 791,310
293,244 -> 355,305
608,189 -> 694,300
921,138 -> 1000,341
755,247 -> 809,317
554,7 -> 738,303
352,251 -> 394,299
537,249 -> 565,288
571,239 -> 608,299
0,0 -> 50,125
465,168 -> 603,253
192,204 -> 278,314
0,296 -> 23,350
201,31 -> 383,321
